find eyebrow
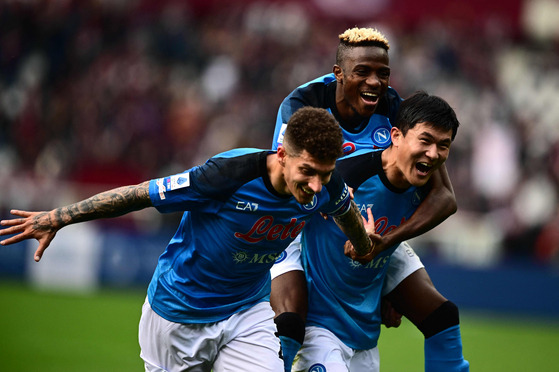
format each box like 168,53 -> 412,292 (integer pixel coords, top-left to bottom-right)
300,163 -> 335,176
420,131 -> 452,145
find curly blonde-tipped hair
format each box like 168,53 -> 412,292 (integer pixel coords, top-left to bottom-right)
336,27 -> 390,65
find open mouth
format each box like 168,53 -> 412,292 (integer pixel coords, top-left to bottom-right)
301,187 -> 314,196
361,91 -> 379,105
416,162 -> 433,176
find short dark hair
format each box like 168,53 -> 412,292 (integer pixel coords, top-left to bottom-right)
336,27 -> 390,66
395,91 -> 460,141
283,107 -> 343,162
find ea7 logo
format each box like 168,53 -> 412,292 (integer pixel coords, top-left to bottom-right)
236,201 -> 259,211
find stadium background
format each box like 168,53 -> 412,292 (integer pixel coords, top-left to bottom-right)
0,0 -> 558,370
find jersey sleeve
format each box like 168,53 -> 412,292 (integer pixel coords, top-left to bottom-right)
149,166 -> 221,214
271,96 -> 305,150
149,149 -> 268,214
321,170 -> 352,217
272,74 -> 336,150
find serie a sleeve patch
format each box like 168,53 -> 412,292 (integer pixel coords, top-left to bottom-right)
170,173 -> 190,190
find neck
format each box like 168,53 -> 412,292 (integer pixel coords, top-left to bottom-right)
267,153 -> 288,195
382,147 -> 410,189
335,97 -> 368,131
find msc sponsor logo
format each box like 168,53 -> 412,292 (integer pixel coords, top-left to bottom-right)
232,250 -> 281,264
235,216 -> 305,243
349,254 -> 390,269
372,127 -> 391,147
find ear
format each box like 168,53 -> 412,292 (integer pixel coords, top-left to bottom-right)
333,65 -> 343,83
391,127 -> 402,147
277,145 -> 287,166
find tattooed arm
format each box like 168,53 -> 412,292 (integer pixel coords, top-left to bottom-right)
332,200 -> 376,257
0,181 -> 152,262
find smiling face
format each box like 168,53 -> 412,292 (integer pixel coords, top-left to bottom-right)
277,146 -> 336,205
390,122 -> 453,188
333,46 -> 390,125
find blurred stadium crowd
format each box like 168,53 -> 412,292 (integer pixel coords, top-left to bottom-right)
1,0 -> 559,268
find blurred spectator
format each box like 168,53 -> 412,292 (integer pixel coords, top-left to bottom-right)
1,0 -> 558,267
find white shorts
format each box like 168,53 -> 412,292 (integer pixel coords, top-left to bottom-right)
382,241 -> 424,295
138,299 -> 283,372
293,326 -> 379,372
270,239 -> 424,295
270,235 -> 303,280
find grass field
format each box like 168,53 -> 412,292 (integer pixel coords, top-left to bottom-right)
1,281 -> 559,371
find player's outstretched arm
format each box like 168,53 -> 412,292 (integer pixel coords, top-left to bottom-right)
0,181 -> 152,262
342,207 -> 382,264
333,203 -> 377,258
380,164 -> 456,250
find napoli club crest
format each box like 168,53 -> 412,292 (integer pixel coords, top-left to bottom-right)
303,195 -> 318,211
274,250 -> 287,264
372,126 -> 391,147
309,364 -> 327,372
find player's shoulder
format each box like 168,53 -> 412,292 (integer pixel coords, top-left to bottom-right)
286,73 -> 336,105
206,148 -> 271,175
338,149 -> 380,168
212,148 -> 268,159
336,149 -> 383,187
197,148 -> 271,196
376,86 -> 402,120
297,73 -> 336,89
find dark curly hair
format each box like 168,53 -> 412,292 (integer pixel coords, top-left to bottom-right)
283,107 -> 343,163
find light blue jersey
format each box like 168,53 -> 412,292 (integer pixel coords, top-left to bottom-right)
146,148 -> 351,324
302,150 -> 429,349
272,73 -> 400,154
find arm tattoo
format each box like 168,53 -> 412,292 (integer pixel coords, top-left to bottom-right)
50,181 -> 152,228
333,200 -> 371,256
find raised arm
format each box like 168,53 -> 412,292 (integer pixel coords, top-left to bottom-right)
332,200 -> 375,257
381,165 -> 456,250
0,181 -> 152,261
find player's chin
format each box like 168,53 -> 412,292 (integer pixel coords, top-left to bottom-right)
359,98 -> 378,114
297,190 -> 315,204
410,173 -> 431,187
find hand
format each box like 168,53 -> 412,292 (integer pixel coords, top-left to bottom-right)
0,209 -> 58,262
381,298 -> 403,328
344,208 -> 381,264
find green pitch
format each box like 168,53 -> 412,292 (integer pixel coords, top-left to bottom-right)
1,281 -> 558,371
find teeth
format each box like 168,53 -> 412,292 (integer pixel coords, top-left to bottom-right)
302,188 -> 314,195
362,92 -> 378,98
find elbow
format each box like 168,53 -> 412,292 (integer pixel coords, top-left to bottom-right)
449,200 -> 458,216
447,192 -> 458,216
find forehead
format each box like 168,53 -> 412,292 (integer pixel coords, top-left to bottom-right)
341,46 -> 389,68
407,122 -> 453,141
289,150 -> 336,172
